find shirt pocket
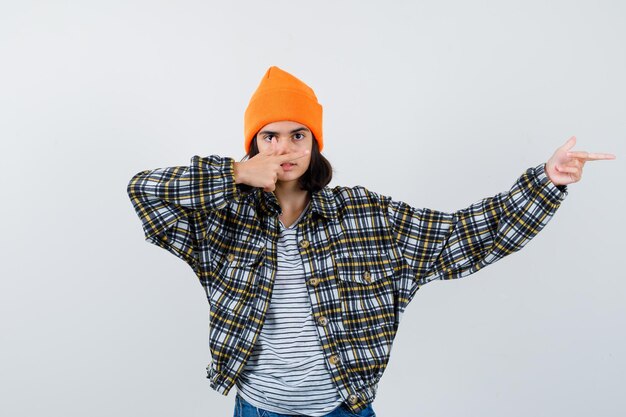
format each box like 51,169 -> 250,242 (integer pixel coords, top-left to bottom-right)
333,250 -> 396,331
334,250 -> 395,285
208,248 -> 265,308
210,247 -> 265,271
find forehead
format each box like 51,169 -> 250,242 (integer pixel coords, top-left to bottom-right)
259,120 -> 309,132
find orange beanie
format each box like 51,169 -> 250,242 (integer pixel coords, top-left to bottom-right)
244,66 -> 323,153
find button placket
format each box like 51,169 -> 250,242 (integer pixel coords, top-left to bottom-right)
298,227 -> 345,385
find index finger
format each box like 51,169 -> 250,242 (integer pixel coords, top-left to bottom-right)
277,149 -> 310,163
566,151 -> 617,160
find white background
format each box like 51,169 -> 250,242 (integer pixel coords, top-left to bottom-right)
1,1 -> 624,416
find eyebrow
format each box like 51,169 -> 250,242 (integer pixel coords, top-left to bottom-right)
257,127 -> 310,136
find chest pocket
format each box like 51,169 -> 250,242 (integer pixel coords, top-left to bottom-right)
211,249 -> 264,270
334,250 -> 395,285
207,247 -> 265,326
334,250 -> 396,331
209,248 -> 265,294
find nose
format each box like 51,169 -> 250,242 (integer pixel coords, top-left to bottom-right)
274,137 -> 292,154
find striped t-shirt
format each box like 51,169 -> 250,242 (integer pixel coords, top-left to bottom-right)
235,199 -> 344,416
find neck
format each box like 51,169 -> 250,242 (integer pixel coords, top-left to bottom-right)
274,181 -> 309,212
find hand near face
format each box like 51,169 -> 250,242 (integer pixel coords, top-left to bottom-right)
234,140 -> 310,192
545,136 -> 616,186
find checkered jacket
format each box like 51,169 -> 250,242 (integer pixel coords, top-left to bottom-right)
126,155 -> 568,413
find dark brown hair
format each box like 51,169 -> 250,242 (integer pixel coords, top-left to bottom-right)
238,134 -> 333,193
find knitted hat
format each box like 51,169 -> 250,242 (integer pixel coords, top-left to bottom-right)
244,66 -> 323,153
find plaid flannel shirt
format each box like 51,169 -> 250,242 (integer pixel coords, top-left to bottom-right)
126,155 -> 568,414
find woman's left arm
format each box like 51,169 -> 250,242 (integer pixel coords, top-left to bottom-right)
375,136 -> 615,296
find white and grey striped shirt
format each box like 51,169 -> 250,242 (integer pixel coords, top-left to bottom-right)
236,200 -> 343,416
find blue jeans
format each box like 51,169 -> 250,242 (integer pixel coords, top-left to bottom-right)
233,393 -> 377,417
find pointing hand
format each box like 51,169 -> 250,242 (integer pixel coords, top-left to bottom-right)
545,136 -> 616,186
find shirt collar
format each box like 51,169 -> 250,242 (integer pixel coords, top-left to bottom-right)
245,186 -> 338,221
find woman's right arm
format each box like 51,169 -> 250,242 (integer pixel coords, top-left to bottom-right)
126,154 -> 246,269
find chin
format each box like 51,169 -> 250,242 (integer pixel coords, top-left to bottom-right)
280,169 -> 303,177
278,172 -> 304,182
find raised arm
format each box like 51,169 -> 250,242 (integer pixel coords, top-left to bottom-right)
374,162 -> 568,309
126,155 -> 244,269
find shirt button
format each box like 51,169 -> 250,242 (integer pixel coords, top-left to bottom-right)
348,394 -> 359,404
317,316 -> 328,326
363,271 -> 371,282
329,354 -> 341,365
226,253 -> 235,262
299,239 -> 310,248
308,277 -> 320,286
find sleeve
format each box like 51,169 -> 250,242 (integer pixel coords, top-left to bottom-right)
126,155 -> 245,270
376,162 -> 568,293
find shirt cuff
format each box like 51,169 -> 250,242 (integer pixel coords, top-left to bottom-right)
532,162 -> 568,202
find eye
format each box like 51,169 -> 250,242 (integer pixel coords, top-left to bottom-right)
262,135 -> 275,142
293,133 -> 305,140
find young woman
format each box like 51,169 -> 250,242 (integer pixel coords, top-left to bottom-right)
127,66 -> 615,417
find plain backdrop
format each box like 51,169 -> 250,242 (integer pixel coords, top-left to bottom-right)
1,1 -> 624,416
